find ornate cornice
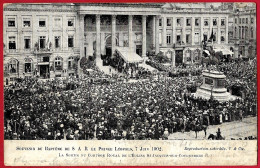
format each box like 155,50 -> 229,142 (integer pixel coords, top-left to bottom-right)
4,8 -> 76,13
75,3 -> 164,8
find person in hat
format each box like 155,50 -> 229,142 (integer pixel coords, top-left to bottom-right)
216,128 -> 222,140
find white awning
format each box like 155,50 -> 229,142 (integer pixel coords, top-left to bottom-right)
214,48 -> 234,55
116,47 -> 143,63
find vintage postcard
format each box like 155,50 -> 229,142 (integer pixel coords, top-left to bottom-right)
2,2 -> 258,166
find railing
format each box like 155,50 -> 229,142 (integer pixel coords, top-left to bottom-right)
34,48 -> 53,54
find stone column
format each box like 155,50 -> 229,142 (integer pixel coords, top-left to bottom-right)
112,15 -> 116,57
172,16 -> 176,46
225,16 -> 228,44
162,16 -> 167,47
200,17 -> 204,45
191,17 -> 195,45
182,17 -> 186,44
155,16 -> 160,54
152,16 -> 156,50
96,14 -> 101,62
217,17 -> 221,44
240,26 -> 243,39
17,14 -> 22,51
171,50 -> 176,67
142,15 -> 147,57
128,15 -> 133,52
119,32 -> 123,47
209,16 -> 213,43
243,26 -> 246,40
88,33 -> 93,57
79,15 -> 85,58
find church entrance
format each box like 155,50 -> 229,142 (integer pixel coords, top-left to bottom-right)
136,45 -> 142,56
104,35 -> 119,66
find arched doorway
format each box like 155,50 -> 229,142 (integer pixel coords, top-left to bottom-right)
103,35 -> 119,66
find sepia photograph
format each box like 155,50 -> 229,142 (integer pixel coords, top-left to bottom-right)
3,2 -> 257,142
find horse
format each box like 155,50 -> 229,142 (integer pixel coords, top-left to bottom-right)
191,122 -> 207,139
208,134 -> 225,140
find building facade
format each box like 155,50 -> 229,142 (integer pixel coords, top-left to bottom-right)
3,3 -> 234,82
230,3 -> 256,58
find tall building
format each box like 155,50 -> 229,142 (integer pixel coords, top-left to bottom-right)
230,3 -> 256,59
3,3 -> 234,82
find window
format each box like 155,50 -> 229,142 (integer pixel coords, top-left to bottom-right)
213,32 -> 217,42
246,18 -> 248,24
24,58 -> 32,73
242,27 -> 244,39
54,18 -> 61,28
68,56 -> 74,70
203,34 -> 208,41
234,27 -> 237,38
242,18 -> 245,24
213,18 -> 217,26
8,36 -> 16,49
39,36 -> 46,49
239,18 -> 241,24
239,27 -> 241,38
204,19 -> 209,26
55,36 -> 60,48
166,34 -> 171,44
186,18 -> 191,26
167,18 -> 171,26
39,19 -> 46,27
68,19 -> 74,27
221,19 -> 225,26
159,19 -> 162,27
251,18 -> 254,24
24,36 -> 31,49
245,27 -> 248,39
68,36 -> 74,48
195,18 -> 199,26
8,18 -> 15,27
176,18 -> 181,26
221,31 -> 225,42
251,27 -> 254,38
235,18 -> 237,24
194,32 -> 199,43
54,57 -> 63,71
9,59 -> 18,73
23,19 -> 31,27
176,35 -> 181,43
186,34 -> 191,44
43,56 -> 49,62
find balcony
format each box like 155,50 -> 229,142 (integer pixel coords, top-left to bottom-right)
34,48 -> 53,55
6,49 -> 18,53
175,41 -> 186,47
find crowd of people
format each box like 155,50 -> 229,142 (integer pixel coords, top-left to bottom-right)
146,59 -> 203,78
4,58 -> 257,140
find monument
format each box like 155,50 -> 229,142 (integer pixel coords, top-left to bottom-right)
194,70 -> 232,101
